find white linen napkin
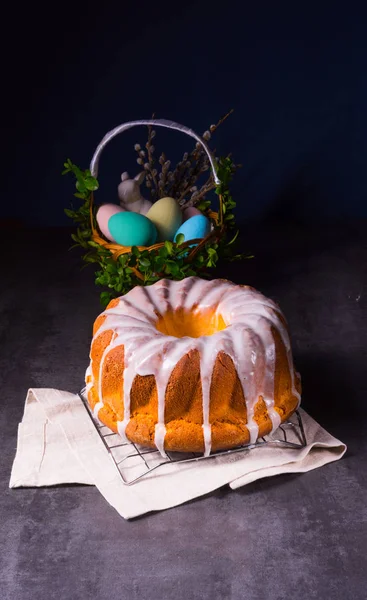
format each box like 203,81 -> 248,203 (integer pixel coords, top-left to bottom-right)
9,389 -> 346,519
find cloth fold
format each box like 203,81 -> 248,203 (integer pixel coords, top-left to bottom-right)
10,389 -> 346,519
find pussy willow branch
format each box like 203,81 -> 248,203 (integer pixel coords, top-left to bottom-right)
179,179 -> 216,209
173,110 -> 234,199
210,108 -> 234,134
146,122 -> 159,201
170,110 -> 233,198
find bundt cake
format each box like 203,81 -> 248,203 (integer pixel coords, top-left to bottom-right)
85,277 -> 301,456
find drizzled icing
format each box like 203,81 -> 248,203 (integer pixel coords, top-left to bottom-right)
86,277 -> 300,457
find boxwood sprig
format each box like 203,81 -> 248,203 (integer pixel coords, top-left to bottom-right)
63,156 -> 247,306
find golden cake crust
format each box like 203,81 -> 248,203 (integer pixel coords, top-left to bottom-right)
85,277 -> 301,454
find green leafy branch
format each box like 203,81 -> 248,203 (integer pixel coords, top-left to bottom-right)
62,159 -> 99,196
63,155 -> 248,306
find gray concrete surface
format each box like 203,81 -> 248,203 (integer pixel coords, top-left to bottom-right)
1,222 -> 366,600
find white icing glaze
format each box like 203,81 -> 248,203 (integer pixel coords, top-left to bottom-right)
93,401 -> 104,423
85,277 -> 301,456
85,365 -> 93,395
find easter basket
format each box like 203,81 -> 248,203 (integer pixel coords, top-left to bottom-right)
64,115 -> 246,305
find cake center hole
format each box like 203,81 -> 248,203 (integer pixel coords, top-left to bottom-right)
156,308 -> 226,338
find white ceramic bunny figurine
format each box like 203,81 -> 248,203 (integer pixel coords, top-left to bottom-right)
117,172 -> 152,215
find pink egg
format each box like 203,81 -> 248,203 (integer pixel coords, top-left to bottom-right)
96,204 -> 125,241
183,207 -> 202,222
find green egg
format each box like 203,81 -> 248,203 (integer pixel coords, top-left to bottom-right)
146,197 -> 182,241
108,211 -> 157,246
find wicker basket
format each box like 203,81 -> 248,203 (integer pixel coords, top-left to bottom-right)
64,118 -> 238,302
89,119 -> 226,277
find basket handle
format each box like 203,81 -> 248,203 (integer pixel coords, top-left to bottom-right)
89,119 -> 221,185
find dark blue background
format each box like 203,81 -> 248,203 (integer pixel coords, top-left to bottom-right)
3,1 -> 367,225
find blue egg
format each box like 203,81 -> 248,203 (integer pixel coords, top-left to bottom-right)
108,211 -> 157,246
174,214 -> 210,245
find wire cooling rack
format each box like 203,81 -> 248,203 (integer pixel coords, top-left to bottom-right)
79,388 -> 307,486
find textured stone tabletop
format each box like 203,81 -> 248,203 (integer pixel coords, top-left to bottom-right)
1,221 -> 366,600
